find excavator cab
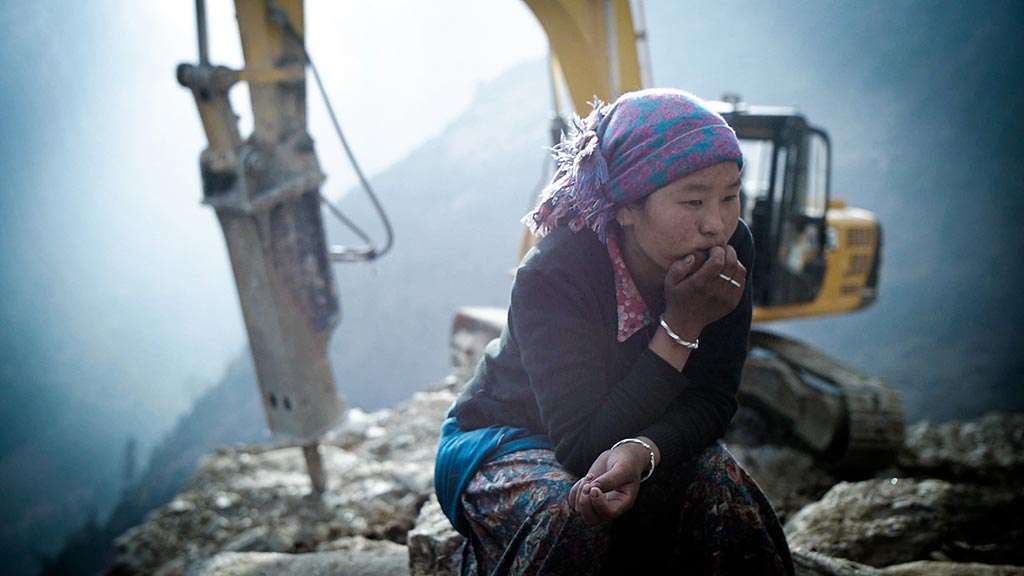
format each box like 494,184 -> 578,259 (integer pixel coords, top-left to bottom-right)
694,98 -> 902,472
709,97 -> 883,324
728,106 -> 829,307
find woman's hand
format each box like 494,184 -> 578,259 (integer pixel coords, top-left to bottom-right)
662,244 -> 746,338
567,441 -> 652,525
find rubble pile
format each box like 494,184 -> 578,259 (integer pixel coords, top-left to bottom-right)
107,376 -> 1024,576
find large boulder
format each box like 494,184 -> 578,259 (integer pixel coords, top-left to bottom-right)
789,550 -> 1024,576
407,495 -> 464,576
784,477 -> 1023,567
186,537 -> 409,576
899,412 -> 1024,482
880,561 -> 1024,576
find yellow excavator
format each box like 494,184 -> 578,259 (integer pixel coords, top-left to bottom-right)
177,0 -> 904,490
461,0 -> 904,472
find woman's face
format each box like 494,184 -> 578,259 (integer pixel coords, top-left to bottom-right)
617,161 -> 742,276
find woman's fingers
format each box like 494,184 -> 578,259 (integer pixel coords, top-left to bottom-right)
569,475 -> 594,513
663,244 -> 746,329
578,485 -> 612,525
706,245 -> 726,273
576,460 -> 641,524
691,245 -> 726,284
665,254 -> 698,287
718,245 -> 745,288
578,483 -> 639,525
723,245 -> 738,274
690,245 -> 747,291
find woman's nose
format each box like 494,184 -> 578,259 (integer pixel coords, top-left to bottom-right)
698,208 -> 725,236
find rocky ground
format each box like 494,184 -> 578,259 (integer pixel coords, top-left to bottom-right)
104,376 -> 1024,576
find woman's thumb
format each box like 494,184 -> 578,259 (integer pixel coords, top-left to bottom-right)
667,254 -> 696,285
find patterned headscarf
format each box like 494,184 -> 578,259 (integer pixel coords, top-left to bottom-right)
523,88 -> 743,243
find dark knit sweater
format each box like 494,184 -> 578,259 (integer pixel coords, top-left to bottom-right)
452,221 -> 754,477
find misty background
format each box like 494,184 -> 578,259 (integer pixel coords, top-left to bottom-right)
2,1 -> 1023,575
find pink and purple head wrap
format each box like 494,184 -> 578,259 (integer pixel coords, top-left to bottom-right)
523,88 -> 743,243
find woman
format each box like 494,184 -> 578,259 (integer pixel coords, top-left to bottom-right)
435,88 -> 794,575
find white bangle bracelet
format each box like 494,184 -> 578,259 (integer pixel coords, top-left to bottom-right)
659,317 -> 698,349
611,437 -> 656,483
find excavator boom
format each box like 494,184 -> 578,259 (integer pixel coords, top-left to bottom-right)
523,0 -> 644,110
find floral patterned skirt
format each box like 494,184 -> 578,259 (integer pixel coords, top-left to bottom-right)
459,442 -> 794,575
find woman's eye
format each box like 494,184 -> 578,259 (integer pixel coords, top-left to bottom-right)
682,200 -> 703,207
723,194 -> 738,203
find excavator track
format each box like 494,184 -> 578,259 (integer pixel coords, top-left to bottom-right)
740,329 -> 905,472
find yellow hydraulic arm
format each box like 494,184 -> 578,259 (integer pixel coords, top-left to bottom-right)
518,0 -> 649,260
523,0 -> 644,112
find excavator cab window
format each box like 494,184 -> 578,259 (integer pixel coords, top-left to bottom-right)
773,127 -> 829,305
730,113 -> 830,307
738,135 -> 783,305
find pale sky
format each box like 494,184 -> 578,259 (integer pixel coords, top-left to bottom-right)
192,0 -> 550,188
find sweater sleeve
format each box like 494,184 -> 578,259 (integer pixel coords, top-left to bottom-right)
638,223 -> 755,469
638,268 -> 752,468
509,223 -> 754,476
508,265 -> 681,476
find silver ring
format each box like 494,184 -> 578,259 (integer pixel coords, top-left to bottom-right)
719,273 -> 741,288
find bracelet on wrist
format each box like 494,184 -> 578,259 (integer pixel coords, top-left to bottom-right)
659,316 -> 699,350
611,437 -> 656,483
